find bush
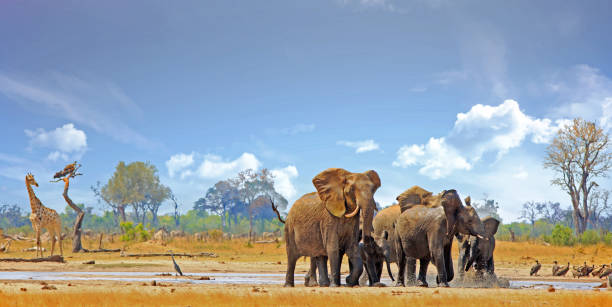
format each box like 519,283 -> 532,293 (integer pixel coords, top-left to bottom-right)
208,229 -> 223,241
603,232 -> 612,246
551,224 -> 575,246
579,229 -> 600,245
120,222 -> 152,242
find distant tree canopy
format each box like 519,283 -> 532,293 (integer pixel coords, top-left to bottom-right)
472,196 -> 502,222
94,161 -> 171,226
194,169 -> 288,240
544,118 -> 612,235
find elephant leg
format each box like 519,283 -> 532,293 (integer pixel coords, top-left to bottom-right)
317,256 -> 330,287
327,245 -> 341,287
284,252 -> 299,287
406,257 -> 417,286
417,258 -> 429,287
433,248 -> 449,287
305,257 -> 319,287
375,259 -> 383,283
444,244 -> 454,283
345,248 -> 362,286
395,247 -> 406,287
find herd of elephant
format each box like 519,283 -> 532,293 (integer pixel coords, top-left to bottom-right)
271,168 -> 500,288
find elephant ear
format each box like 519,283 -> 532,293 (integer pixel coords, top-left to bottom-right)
482,217 -> 500,237
396,186 -> 432,213
440,189 -> 461,236
312,168 -> 350,218
364,170 -> 381,192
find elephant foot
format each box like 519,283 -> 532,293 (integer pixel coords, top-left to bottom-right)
318,281 -> 330,287
372,282 -> 386,287
330,282 -> 340,288
417,280 -> 428,287
437,281 -> 450,288
283,282 -> 294,287
393,281 -> 405,287
304,275 -> 319,287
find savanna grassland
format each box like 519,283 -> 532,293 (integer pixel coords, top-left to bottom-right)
1,237 -> 611,306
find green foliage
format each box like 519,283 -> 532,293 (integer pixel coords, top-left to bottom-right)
603,232 -> 612,245
208,229 -> 223,241
551,224 -> 575,246
579,229 -> 600,245
120,222 -> 151,242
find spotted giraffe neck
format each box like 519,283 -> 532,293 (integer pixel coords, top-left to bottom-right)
26,180 -> 41,213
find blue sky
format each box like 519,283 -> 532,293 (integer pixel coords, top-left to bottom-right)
2,0 -> 612,221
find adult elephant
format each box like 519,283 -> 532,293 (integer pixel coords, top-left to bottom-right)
394,186 -> 486,287
283,168 -> 381,287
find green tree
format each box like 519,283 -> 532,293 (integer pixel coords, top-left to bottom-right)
544,118 -> 612,235
99,161 -> 171,226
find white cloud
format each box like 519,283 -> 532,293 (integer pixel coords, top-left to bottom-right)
0,72 -> 152,148
271,165 -> 299,199
548,65 -> 612,131
394,137 -> 471,179
197,153 -> 261,179
24,123 -> 87,161
337,139 -> 380,153
394,100 -> 568,179
166,153 -> 195,178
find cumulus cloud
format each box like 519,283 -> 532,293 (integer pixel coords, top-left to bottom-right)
166,153 -> 195,178
394,100 -> 568,179
24,123 -> 87,161
337,139 -> 380,153
271,165 -> 299,199
197,153 -> 261,179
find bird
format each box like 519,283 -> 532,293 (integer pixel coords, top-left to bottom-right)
170,250 -> 183,276
555,262 -> 570,277
584,264 -> 595,276
592,264 -> 607,277
53,161 -> 78,179
552,261 -> 559,276
599,264 -> 612,279
530,260 -> 541,276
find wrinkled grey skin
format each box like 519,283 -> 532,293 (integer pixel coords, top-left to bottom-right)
460,217 -> 500,278
283,168 -> 381,287
394,190 -> 486,287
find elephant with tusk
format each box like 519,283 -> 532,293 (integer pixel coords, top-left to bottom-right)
393,187 -> 487,288
281,168 -> 381,287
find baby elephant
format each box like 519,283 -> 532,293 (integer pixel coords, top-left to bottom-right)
458,216 -> 500,278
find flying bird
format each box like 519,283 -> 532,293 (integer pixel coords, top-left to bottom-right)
170,250 -> 183,276
530,260 -> 541,276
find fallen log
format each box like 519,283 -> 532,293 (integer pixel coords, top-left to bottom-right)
2,234 -> 35,242
254,240 -> 277,244
0,255 -> 65,263
120,252 -> 217,258
81,248 -> 121,253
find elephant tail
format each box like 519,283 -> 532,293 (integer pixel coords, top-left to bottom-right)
270,199 -> 286,224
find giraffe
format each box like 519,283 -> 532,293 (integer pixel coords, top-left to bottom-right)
25,173 -> 63,257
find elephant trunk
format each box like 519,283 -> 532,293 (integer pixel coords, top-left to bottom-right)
360,200 -> 375,240
465,254 -> 476,272
385,256 -> 395,282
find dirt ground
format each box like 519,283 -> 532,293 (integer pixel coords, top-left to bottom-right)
1,238 -> 611,306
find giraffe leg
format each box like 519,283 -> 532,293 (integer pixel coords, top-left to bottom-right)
50,231 -> 56,256
36,229 -> 42,258
58,227 -> 63,256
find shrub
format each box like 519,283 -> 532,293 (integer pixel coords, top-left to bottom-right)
550,224 -> 575,246
603,232 -> 612,246
579,230 -> 600,245
120,222 -> 152,242
208,229 -> 223,241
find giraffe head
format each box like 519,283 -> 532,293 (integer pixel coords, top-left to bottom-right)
25,173 -> 39,187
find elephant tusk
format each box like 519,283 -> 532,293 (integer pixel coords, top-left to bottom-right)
477,234 -> 488,240
345,206 -> 360,218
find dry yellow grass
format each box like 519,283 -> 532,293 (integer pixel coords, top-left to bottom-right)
0,284 -> 611,307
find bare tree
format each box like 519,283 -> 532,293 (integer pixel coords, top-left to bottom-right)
589,189 -> 610,230
520,201 -> 546,234
544,118 -> 612,234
